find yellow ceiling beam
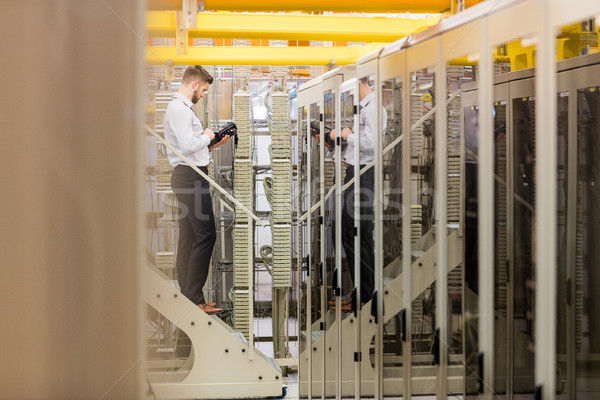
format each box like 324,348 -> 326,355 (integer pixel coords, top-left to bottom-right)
147,11 -> 440,42
146,44 -> 385,65
148,0 -> 483,12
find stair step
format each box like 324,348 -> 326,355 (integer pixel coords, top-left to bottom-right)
156,348 -> 175,353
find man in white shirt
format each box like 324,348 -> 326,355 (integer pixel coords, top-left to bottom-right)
322,77 -> 387,311
163,65 -> 230,314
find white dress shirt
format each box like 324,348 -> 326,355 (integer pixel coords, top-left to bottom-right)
163,92 -> 211,167
343,91 -> 387,166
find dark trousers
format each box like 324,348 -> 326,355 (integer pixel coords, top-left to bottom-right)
340,166 -> 375,303
171,165 -> 216,305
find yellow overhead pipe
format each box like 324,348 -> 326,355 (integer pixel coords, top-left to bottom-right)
146,44 -> 386,65
147,11 -> 441,42
146,48 -> 511,67
148,0 -> 484,12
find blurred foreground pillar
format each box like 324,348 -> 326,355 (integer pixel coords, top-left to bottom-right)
0,1 -> 145,398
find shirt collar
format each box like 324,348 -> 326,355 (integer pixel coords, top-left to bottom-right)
359,91 -> 374,108
174,92 -> 193,108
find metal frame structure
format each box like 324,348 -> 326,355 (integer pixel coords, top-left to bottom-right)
297,47 -> 467,398
297,66 -> 358,398
295,0 -> 600,399
460,52 -> 600,399
144,264 -> 284,399
321,66 -> 342,400
297,74 -> 323,400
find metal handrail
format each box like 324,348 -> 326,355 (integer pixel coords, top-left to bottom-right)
144,124 -> 266,227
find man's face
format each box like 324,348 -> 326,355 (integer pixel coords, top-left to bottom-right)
358,80 -> 369,101
191,80 -> 210,104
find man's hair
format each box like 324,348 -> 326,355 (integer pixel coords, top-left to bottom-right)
182,65 -> 214,85
359,77 -> 369,85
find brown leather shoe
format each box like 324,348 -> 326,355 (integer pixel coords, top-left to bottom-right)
198,303 -> 223,314
330,301 -> 352,312
328,298 -> 351,307
331,301 -> 364,312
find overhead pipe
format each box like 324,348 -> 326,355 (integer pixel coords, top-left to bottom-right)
147,11 -> 441,42
146,43 -> 385,65
148,0 -> 484,12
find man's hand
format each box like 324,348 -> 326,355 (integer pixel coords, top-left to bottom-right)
209,134 -> 231,150
341,127 -> 353,140
329,128 -> 336,142
203,128 -> 215,141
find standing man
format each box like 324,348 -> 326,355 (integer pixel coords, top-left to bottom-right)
164,65 -> 230,314
322,77 -> 387,311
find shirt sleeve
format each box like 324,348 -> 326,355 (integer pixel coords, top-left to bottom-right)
168,107 -> 210,157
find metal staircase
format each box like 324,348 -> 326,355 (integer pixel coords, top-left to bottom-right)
299,229 -> 463,396
143,263 -> 284,399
